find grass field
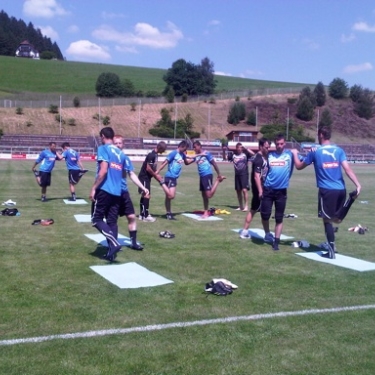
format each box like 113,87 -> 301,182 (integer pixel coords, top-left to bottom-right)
1,160 -> 375,374
0,55 -> 308,97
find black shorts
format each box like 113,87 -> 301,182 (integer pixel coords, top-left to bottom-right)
91,189 -> 120,226
235,174 -> 250,191
318,188 -> 346,219
39,171 -> 51,187
165,177 -> 177,188
250,193 -> 262,212
260,187 -> 287,221
68,170 -> 81,185
119,191 -> 135,217
138,177 -> 151,194
199,174 -> 213,192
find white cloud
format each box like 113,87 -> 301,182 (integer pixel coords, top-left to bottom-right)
208,20 -> 221,26
67,25 -> 80,34
341,33 -> 356,43
23,0 -> 69,18
302,38 -> 320,50
115,45 -> 139,54
352,21 -> 375,32
343,62 -> 373,74
92,22 -> 183,49
66,40 -> 111,61
37,25 -> 59,40
101,11 -> 126,20
215,71 -> 232,76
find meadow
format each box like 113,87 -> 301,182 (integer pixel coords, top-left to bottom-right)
0,160 -> 374,374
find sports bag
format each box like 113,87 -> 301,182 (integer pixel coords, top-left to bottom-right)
0,208 -> 19,216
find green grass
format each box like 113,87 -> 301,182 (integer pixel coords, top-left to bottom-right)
0,160 -> 374,374
0,55 -> 309,97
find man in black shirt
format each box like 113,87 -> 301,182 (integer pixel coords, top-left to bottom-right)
239,138 -> 270,238
138,141 -> 167,222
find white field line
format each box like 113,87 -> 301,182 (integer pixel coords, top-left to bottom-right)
1,304 -> 375,347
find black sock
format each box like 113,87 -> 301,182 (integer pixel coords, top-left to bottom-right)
143,197 -> 150,217
130,230 -> 137,246
324,222 -> 335,244
140,198 -> 144,217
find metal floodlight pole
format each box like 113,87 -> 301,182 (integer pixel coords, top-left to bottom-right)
138,99 -> 141,137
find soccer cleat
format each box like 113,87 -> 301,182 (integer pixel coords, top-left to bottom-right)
68,197 -> 76,202
166,213 -> 176,220
41,196 -> 47,202
264,232 -> 274,243
240,230 -> 251,239
106,243 -> 122,259
142,215 -> 156,222
321,243 -> 335,259
130,243 -> 144,251
272,241 -> 280,251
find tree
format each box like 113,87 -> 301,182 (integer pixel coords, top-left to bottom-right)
296,96 -> 314,121
40,50 -> 56,59
319,108 -> 332,127
314,82 -> 326,106
299,86 -> 316,107
227,101 -> 246,125
354,89 -> 374,119
349,84 -> 364,102
95,72 -> 122,97
328,78 -> 348,99
121,78 -> 135,97
163,57 -> 216,96
165,86 -> 175,103
246,110 -> 256,125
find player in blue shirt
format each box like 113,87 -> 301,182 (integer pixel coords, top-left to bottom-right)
155,140 -> 191,220
90,127 -> 127,261
113,135 -> 149,251
186,140 -> 225,218
261,133 -> 294,251
59,142 -> 88,201
291,126 -> 361,259
31,142 -> 59,202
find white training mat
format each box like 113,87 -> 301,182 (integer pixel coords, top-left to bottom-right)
182,213 -> 223,221
296,252 -> 375,272
85,233 -> 134,247
63,199 -> 88,205
90,262 -> 174,289
75,214 -> 92,223
232,228 -> 294,240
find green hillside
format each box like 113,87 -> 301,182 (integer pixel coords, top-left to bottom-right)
0,55 -> 310,97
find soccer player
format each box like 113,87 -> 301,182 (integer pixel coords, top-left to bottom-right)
113,135 -> 149,251
90,127 -> 127,261
155,140 -> 191,220
291,126 -> 361,259
261,133 -> 294,251
232,142 -> 254,211
187,140 -> 226,218
240,138 -> 270,238
31,141 -> 59,202
59,142 -> 88,201
138,141 -> 167,222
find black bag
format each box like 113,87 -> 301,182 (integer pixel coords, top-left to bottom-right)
0,208 -> 19,216
205,281 -> 233,296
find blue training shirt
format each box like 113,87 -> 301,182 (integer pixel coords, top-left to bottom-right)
303,144 -> 346,190
36,149 -> 58,172
264,149 -> 294,189
194,152 -> 214,177
120,154 -> 134,192
164,149 -> 187,179
62,148 -> 80,170
96,144 -> 126,196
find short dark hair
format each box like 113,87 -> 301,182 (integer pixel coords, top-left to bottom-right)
49,142 -> 56,147
100,127 -> 115,140
193,140 -> 201,147
259,137 -> 269,147
318,126 -> 331,141
236,142 -> 242,147
178,140 -> 188,148
61,142 -> 70,148
274,133 -> 285,142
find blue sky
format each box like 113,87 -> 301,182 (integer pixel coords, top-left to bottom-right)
4,0 -> 375,88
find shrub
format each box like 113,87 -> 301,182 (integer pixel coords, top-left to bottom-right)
181,93 -> 188,102
102,116 -> 110,125
209,97 -> 216,104
16,107 -> 23,115
95,72 -> 122,97
55,114 -> 65,124
246,110 -> 256,125
67,118 -> 76,126
73,96 -> 80,108
25,121 -> 32,127
287,97 -> 297,104
296,97 -> 314,121
319,109 -> 333,127
130,103 -> 137,111
49,104 -> 59,114
328,78 -> 348,99
92,113 -> 100,120
314,82 -> 326,106
227,101 -> 246,125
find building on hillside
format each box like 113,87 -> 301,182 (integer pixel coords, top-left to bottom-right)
226,129 -> 260,151
15,40 -> 39,59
